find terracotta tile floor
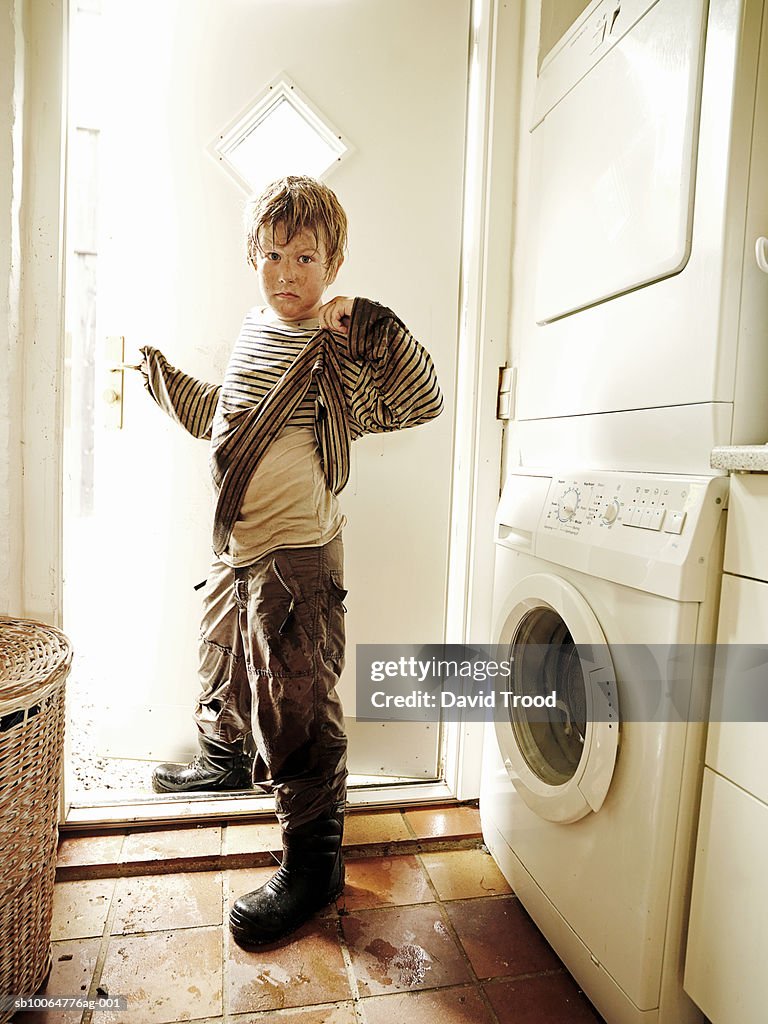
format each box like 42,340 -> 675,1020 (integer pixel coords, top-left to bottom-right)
31,807 -> 604,1023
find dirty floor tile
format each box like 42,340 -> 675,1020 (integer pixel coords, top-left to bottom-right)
420,848 -> 512,900
485,973 -> 605,1023
56,833 -> 124,870
338,854 -> 434,912
44,812 -> 600,1024
18,938 -> 101,1024
112,871 -> 223,934
224,820 -> 283,856
341,903 -> 471,996
404,804 -> 481,840
225,917 -> 351,1014
344,810 -> 411,846
446,896 -> 563,980
231,1004 -> 358,1023
120,824 -> 221,863
362,984 -> 496,1024
51,878 -> 115,940
98,926 -> 224,1023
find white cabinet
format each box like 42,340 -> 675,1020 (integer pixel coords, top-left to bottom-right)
723,474 -> 768,581
685,770 -> 768,1023
684,472 -> 768,1024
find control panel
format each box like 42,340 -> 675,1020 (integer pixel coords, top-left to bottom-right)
496,469 -> 729,602
543,474 -> 697,539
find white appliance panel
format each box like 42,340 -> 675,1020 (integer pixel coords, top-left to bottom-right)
482,810 -> 650,1024
515,403 -> 734,477
482,469 -> 722,1023
484,707 -> 693,1012
487,547 -> 704,1014
532,0 -> 705,324
514,0 -> 768,453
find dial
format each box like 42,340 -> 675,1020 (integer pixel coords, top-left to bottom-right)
601,499 -> 620,525
558,487 -> 581,522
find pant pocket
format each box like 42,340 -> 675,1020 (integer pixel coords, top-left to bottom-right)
323,569 -> 347,668
271,558 -> 297,636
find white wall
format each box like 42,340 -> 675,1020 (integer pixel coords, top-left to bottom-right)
0,0 -> 24,616
0,0 -> 66,624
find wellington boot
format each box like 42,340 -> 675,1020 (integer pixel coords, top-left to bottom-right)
151,734 -> 253,793
229,813 -> 345,948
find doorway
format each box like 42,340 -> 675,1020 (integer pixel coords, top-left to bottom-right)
63,0 -> 472,822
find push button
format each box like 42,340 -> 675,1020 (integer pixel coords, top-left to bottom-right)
664,511 -> 686,535
640,508 -> 656,529
630,506 -> 645,527
622,505 -> 637,527
650,508 -> 666,531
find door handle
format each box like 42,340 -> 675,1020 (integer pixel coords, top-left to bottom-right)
102,335 -> 127,429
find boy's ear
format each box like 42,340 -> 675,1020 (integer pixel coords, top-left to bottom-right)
326,255 -> 344,286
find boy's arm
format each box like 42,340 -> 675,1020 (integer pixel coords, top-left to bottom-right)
338,297 -> 444,435
139,345 -> 221,440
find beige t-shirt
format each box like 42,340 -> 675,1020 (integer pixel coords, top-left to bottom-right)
220,425 -> 345,567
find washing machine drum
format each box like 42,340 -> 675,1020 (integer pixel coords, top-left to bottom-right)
494,573 -> 619,824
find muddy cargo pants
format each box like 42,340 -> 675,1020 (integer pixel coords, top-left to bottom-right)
193,535 -> 348,831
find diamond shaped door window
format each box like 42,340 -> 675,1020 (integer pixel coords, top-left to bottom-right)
212,76 -> 350,196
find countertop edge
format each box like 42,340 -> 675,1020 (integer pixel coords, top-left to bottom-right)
711,445 -> 768,472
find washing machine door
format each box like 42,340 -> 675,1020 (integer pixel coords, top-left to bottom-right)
494,573 -> 619,824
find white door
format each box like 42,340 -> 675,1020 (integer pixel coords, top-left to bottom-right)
64,0 -> 469,783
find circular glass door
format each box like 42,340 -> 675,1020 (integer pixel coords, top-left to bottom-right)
509,606 -> 587,787
494,573 -> 619,823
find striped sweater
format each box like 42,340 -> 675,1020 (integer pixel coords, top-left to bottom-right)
140,297 -> 443,555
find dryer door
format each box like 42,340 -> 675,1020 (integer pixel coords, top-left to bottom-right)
531,0 -> 706,324
494,573 -> 619,823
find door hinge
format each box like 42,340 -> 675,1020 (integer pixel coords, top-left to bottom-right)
496,365 -> 516,421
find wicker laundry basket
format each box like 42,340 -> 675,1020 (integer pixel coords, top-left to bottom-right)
0,617 -> 71,1022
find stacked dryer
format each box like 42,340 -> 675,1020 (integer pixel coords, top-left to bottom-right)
482,1 -> 768,1022
512,0 -> 768,475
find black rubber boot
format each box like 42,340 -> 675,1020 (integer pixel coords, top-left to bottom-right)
229,813 -> 345,948
151,734 -> 253,793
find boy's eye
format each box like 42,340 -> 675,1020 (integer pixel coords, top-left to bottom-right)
265,252 -> 280,261
298,255 -> 313,265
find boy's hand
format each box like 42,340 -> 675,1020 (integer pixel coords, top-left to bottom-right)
319,296 -> 354,336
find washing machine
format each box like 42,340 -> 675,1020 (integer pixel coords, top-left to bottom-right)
480,467 -> 727,1024
513,0 -> 768,473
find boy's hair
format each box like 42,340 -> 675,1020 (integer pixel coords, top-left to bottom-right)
245,175 -> 348,280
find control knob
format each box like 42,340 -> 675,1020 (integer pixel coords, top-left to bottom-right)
558,487 -> 581,522
601,499 -> 620,525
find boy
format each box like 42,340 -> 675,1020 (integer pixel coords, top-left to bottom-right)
137,175 -> 442,948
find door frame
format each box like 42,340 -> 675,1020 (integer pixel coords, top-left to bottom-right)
17,0 -> 68,632
19,0 -> 522,826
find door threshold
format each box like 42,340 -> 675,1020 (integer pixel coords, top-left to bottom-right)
64,779 -> 455,829
57,798 -> 483,881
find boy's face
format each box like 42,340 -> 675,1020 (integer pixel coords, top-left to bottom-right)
255,224 -> 340,323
